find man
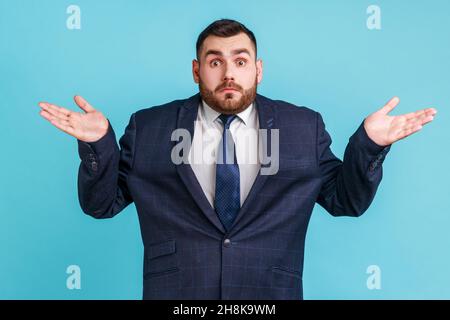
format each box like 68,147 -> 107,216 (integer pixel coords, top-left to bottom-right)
38,19 -> 437,299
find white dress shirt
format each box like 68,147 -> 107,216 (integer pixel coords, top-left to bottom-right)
188,99 -> 261,208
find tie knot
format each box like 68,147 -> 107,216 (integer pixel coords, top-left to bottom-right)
218,114 -> 237,129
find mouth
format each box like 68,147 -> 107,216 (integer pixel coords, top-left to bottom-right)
220,87 -> 239,92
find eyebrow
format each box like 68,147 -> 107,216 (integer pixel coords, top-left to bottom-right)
204,48 -> 252,59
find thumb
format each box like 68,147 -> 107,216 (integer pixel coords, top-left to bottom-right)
74,95 -> 95,113
379,96 -> 400,115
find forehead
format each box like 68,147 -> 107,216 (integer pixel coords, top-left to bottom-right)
201,33 -> 255,58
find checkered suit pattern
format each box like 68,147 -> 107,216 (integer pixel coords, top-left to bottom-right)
77,93 -> 390,299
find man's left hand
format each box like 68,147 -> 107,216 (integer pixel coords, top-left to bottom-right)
364,96 -> 437,147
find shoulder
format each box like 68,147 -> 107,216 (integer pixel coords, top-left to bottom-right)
130,96 -> 195,129
256,94 -> 319,123
134,98 -> 184,120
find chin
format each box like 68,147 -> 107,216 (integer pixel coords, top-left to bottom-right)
222,96 -> 238,101
222,92 -> 240,99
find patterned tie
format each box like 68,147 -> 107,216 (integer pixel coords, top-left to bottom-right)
215,114 -> 240,232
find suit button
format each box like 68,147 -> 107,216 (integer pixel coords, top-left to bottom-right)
223,239 -> 231,247
91,161 -> 98,171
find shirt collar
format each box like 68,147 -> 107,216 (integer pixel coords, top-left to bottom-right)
201,99 -> 254,126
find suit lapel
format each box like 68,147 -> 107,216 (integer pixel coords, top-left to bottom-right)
228,94 -> 277,234
174,93 -> 277,235
175,93 -> 226,234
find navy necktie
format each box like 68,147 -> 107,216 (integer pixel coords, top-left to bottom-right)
215,114 -> 240,232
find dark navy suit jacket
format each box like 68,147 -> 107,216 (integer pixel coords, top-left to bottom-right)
77,93 -> 391,299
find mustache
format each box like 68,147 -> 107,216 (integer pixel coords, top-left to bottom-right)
215,82 -> 242,92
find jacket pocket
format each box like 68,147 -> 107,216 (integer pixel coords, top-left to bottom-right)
271,266 -> 302,289
144,239 -> 179,280
147,239 -> 176,260
144,267 -> 179,280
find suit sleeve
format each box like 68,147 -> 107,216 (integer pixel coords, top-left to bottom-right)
76,113 -> 136,219
315,112 -> 391,217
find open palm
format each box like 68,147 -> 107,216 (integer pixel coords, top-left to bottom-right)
364,97 -> 437,147
38,95 -> 109,143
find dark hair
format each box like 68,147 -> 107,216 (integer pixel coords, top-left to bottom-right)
196,19 -> 257,61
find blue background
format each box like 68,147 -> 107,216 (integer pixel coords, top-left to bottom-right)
0,0 -> 449,299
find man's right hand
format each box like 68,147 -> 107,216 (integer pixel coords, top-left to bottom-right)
38,95 -> 109,143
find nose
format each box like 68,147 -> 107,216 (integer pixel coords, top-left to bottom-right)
223,64 -> 235,82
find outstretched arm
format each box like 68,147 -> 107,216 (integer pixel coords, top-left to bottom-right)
316,97 -> 437,217
38,96 -> 135,219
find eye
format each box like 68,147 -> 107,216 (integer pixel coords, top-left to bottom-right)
236,59 -> 246,67
210,59 -> 221,67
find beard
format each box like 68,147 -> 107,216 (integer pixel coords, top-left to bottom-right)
199,77 -> 257,115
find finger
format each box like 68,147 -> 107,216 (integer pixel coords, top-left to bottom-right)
405,113 -> 435,127
404,107 -> 437,120
41,110 -> 76,136
401,113 -> 435,134
39,109 -> 71,127
403,109 -> 425,120
403,121 -> 422,132
396,124 -> 423,141
74,95 -> 95,113
39,102 -> 72,119
380,96 -> 400,115
420,115 -> 435,126
38,102 -> 71,116
50,118 -> 76,136
39,102 -> 73,118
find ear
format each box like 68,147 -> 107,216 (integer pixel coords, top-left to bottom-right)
192,59 -> 200,84
256,59 -> 263,84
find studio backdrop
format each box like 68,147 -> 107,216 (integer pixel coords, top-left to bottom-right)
0,0 -> 449,299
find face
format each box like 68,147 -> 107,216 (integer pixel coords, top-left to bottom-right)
192,32 -> 263,114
